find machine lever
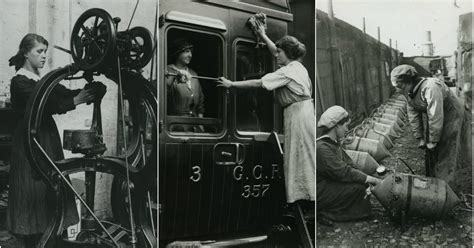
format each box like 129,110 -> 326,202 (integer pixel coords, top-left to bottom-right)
221,151 -> 232,158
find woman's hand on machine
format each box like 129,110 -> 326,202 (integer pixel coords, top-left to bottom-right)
73,88 -> 97,105
73,83 -> 105,106
88,81 -> 107,98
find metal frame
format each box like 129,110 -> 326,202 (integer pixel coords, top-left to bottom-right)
24,66 -> 157,248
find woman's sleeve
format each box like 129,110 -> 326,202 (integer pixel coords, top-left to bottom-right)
11,77 -> 79,115
44,84 -> 79,115
317,142 -> 367,184
165,73 -> 176,88
165,66 -> 178,87
166,76 -> 174,109
423,84 -> 444,143
197,80 -> 205,115
341,148 -> 358,169
10,77 -> 36,107
261,69 -> 292,91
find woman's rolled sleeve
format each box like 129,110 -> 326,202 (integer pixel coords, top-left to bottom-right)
317,143 -> 367,184
424,85 -> 444,143
45,85 -> 77,115
261,70 -> 291,91
407,103 -> 424,139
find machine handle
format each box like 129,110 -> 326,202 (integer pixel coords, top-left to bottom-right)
213,143 -> 246,166
221,151 -> 232,158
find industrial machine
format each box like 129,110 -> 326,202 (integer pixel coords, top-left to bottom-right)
24,7 -> 157,248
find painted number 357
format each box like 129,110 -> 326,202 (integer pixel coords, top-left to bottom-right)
241,184 -> 270,198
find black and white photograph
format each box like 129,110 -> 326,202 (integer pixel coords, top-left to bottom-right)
0,0 -> 472,247
316,0 -> 473,247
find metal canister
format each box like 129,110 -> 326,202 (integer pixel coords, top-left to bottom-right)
381,112 -> 402,122
345,150 -> 380,175
373,117 -> 403,133
391,95 -> 407,102
386,102 -> 406,110
372,173 -> 460,218
355,127 -> 394,149
382,107 -> 406,118
394,94 -> 407,99
387,100 -> 406,106
388,98 -> 407,104
344,136 -> 391,162
370,122 -> 400,138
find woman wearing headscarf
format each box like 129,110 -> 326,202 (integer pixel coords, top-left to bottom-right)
7,33 -> 102,247
390,64 -> 471,193
165,38 -> 205,132
218,28 -> 315,205
317,105 -> 381,225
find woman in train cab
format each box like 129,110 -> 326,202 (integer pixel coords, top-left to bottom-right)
165,38 -> 205,132
7,33 -> 103,247
316,105 -> 381,225
390,64 -> 471,193
217,27 -> 315,207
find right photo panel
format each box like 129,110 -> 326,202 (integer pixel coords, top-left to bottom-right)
316,0 -> 473,247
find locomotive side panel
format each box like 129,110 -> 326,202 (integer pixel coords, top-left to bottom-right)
159,0 -> 291,242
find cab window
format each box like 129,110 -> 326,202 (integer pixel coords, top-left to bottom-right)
165,28 -> 224,134
234,40 -> 282,133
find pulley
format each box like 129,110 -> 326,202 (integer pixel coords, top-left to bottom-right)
71,8 -> 153,72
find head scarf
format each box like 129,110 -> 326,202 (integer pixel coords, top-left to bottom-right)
390,64 -> 418,88
317,105 -> 349,129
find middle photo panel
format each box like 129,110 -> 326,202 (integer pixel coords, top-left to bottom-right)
158,0 -> 315,247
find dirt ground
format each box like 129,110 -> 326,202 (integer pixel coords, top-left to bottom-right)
317,123 -> 474,247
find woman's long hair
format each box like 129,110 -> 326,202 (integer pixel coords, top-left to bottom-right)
8,33 -> 49,71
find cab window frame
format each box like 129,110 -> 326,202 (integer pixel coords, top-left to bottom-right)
232,38 -> 283,137
163,25 -> 227,138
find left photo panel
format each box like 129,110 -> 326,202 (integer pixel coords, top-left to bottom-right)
0,0 -> 158,247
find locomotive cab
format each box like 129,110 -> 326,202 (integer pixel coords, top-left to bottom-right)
159,0 -> 293,245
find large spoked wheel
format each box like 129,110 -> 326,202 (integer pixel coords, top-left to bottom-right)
103,69 -> 158,171
110,73 -> 157,230
24,66 -> 157,248
71,8 -> 117,71
126,27 -> 154,70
